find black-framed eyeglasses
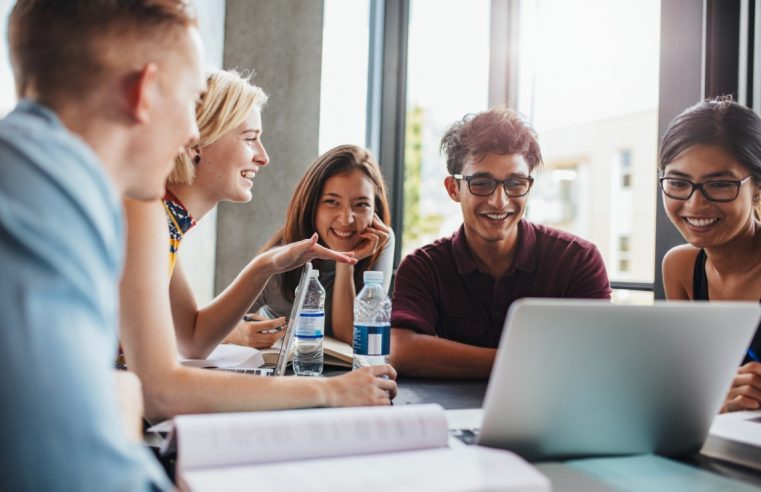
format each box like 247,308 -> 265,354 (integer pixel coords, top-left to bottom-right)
452,174 -> 534,197
658,175 -> 752,202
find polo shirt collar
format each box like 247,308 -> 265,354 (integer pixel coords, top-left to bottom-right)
16,99 -> 62,129
451,219 -> 538,276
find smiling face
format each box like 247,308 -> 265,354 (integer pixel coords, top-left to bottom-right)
315,170 -> 375,250
446,152 -> 531,248
662,144 -> 760,249
193,107 -> 269,203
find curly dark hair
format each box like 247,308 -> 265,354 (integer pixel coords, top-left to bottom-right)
440,106 -> 542,175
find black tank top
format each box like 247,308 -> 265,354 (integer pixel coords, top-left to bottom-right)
693,249 -> 761,364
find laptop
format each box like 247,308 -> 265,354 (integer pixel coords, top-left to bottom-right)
472,298 -> 761,460
216,261 -> 312,377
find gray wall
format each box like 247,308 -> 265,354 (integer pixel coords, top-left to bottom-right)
215,0 -> 325,294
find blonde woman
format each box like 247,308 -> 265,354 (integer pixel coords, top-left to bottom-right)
119,70 -> 396,421
164,70 -> 289,356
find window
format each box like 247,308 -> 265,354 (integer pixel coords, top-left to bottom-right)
617,235 -> 631,273
318,0 -> 371,154
0,0 -> 16,116
527,166 -> 578,227
518,0 -> 660,288
620,149 -> 632,188
361,0 -> 722,303
401,0 -> 491,255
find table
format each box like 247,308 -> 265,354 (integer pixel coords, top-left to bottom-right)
393,375 -> 761,491
147,372 -> 761,490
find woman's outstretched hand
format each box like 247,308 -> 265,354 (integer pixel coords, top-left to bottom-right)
265,233 -> 356,275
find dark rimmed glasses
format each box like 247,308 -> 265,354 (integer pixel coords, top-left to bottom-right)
658,175 -> 752,202
452,174 -> 534,197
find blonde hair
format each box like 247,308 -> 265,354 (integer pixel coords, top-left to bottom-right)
169,69 -> 268,184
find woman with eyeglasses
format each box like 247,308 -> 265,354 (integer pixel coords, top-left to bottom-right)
660,97 -> 761,413
252,145 -> 394,345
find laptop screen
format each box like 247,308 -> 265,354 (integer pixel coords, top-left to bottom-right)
272,262 -> 312,376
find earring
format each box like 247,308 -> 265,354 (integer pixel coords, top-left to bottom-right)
193,154 -> 201,165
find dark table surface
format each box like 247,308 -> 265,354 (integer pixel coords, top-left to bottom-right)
394,376 -> 487,409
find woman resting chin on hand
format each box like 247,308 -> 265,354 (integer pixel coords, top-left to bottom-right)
252,145 -> 395,345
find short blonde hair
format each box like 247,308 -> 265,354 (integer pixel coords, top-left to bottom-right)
169,69 -> 268,184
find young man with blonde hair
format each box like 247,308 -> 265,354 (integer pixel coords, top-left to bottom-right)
390,107 -> 611,379
0,1 -> 205,489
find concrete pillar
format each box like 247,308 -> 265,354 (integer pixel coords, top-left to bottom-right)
215,0 -> 324,294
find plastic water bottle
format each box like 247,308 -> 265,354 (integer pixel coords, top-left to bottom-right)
293,269 -> 325,376
353,271 -> 391,369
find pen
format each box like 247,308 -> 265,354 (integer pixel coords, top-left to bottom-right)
748,348 -> 760,363
243,314 -> 286,334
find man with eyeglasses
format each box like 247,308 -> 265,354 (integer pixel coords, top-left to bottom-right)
389,107 -> 611,378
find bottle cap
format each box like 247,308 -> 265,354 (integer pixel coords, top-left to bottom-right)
363,270 -> 383,283
309,269 -> 320,279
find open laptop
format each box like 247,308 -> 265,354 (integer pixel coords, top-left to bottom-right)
470,298 -> 761,460
217,261 -> 312,377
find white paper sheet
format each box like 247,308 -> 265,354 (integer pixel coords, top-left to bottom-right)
180,447 -> 551,492
179,344 -> 264,369
176,404 -> 449,471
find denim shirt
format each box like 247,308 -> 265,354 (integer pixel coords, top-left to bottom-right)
0,101 -> 170,491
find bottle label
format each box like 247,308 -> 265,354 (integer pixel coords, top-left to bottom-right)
353,324 -> 390,356
296,311 -> 324,338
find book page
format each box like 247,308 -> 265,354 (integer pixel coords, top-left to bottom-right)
262,337 -> 355,367
176,404 -> 448,471
180,344 -> 264,369
704,409 -> 761,444
180,447 -> 551,492
323,336 -> 352,367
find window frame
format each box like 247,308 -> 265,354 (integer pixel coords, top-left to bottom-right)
368,0 -> 746,298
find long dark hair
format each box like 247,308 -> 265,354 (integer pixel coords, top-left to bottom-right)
264,144 -> 391,301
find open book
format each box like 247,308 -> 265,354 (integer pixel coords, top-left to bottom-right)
260,335 -> 353,368
161,404 -> 550,492
701,409 -> 761,471
180,336 -> 352,373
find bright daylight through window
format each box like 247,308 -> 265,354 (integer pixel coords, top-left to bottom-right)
403,0 -> 660,303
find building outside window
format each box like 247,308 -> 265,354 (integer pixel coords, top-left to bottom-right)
401,0 -> 491,255
516,0 -> 660,302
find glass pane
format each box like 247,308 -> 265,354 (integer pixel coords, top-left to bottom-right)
611,289 -> 654,305
518,0 -> 660,284
318,0 -> 370,154
402,0 -> 491,255
0,0 -> 16,115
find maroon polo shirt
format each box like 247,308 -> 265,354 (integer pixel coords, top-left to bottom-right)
391,220 -> 611,348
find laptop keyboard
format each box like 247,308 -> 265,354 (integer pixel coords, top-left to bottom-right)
450,428 -> 480,445
216,367 -> 274,376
